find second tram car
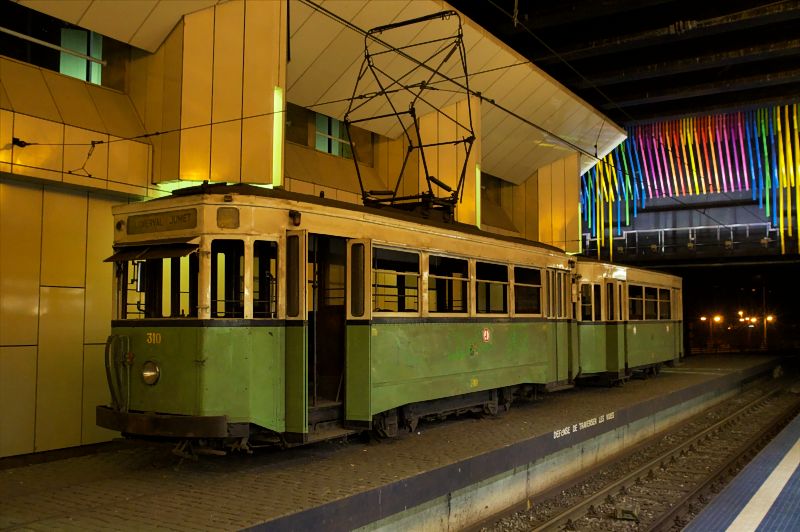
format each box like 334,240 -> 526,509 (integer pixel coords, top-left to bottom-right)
97,184 -> 682,449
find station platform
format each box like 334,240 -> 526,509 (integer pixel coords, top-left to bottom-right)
686,404 -> 800,532
0,354 -> 782,531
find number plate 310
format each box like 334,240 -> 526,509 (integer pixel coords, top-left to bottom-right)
146,332 -> 162,344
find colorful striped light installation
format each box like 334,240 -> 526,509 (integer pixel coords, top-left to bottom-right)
581,103 -> 800,258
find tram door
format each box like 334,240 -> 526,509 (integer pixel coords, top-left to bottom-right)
306,235 -> 347,423
284,232 -> 347,438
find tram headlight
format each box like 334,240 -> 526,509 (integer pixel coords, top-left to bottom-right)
141,361 -> 160,385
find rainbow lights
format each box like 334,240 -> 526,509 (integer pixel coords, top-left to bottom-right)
581,103 -> 800,258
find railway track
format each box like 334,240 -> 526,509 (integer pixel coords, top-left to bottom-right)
483,379 -> 800,532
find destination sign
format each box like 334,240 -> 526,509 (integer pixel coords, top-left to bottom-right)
127,208 -> 197,235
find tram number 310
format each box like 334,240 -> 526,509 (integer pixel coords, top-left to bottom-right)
146,332 -> 162,344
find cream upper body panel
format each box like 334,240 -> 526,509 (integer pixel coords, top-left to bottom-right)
112,190 -> 571,270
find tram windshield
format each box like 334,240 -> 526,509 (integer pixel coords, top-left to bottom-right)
119,254 -> 199,319
110,238 -> 278,320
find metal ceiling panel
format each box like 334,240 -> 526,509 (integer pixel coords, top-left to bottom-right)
20,0 -> 219,52
17,0 -> 91,24
77,0 -> 157,44
289,0 -> 315,35
130,0 -> 217,51
287,1 -> 366,93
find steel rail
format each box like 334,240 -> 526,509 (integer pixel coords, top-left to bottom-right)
530,386 -> 788,532
648,397 -> 800,531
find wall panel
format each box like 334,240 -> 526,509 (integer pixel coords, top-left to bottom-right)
564,154 -> 580,253
240,116 -> 270,183
0,181 -> 42,346
551,158 -> 566,248
212,0 -> 244,123
181,8 -> 214,129
42,71 -> 106,133
538,165 -> 552,244
108,138 -> 150,189
0,109 -> 12,173
63,126 -> 109,186
0,58 -> 62,122
82,344 -> 116,444
0,346 -> 37,456
0,80 -> 11,111
179,125 -> 212,182
210,121 -> 242,182
41,189 -> 87,288
11,113 -> 64,181
35,286 -> 85,452
86,87 -> 146,140
84,196 -> 115,344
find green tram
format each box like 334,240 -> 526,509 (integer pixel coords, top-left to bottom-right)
97,184 -> 682,449
575,261 -> 683,383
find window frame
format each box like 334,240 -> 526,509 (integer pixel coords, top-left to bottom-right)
210,238 -> 246,319
658,287 -> 672,320
628,284 -> 645,321
513,265 -> 543,317
252,239 -> 279,319
427,253 -> 470,316
475,260 -> 509,316
371,245 -> 421,316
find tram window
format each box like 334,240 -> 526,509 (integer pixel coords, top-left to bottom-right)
629,284 -> 644,320
122,255 -> 198,319
514,266 -> 541,315
644,286 -> 658,320
545,270 -> 555,317
211,240 -> 244,318
476,262 -> 508,314
606,283 -> 615,321
350,244 -> 365,317
594,284 -> 602,321
372,248 -> 419,312
287,235 -> 300,317
556,271 -> 567,318
659,288 -> 671,320
253,241 -> 278,318
428,255 -> 468,314
580,284 -> 592,321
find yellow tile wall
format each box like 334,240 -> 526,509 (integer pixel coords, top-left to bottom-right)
0,346 -> 37,456
0,181 -> 42,346
0,181 -> 120,457
41,189 -> 88,287
530,153 -> 581,253
36,286 -> 85,451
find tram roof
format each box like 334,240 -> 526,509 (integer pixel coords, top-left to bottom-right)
166,182 -> 566,255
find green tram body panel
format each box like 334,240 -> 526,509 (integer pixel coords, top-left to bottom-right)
577,323 -> 626,376
347,320 -> 574,422
625,320 -> 681,368
578,321 -> 681,377
113,324 -> 285,433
